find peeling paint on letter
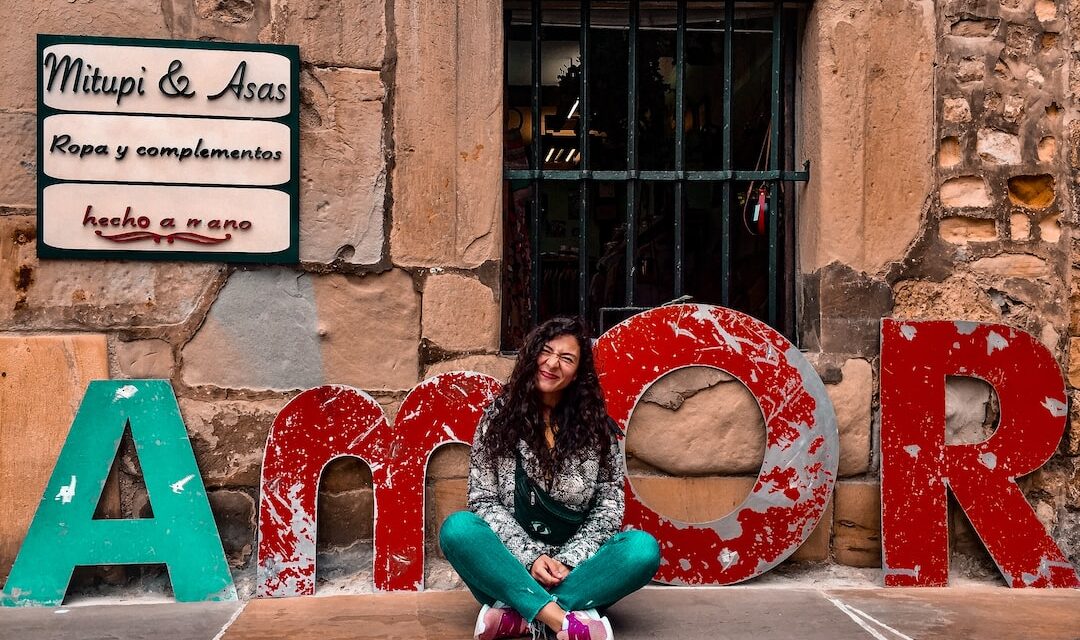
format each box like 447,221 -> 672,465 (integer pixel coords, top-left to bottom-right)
256,373 -> 501,596
54,476 -> 77,504
986,331 -> 1008,355
1041,397 -> 1067,418
114,385 -> 138,400
880,319 -> 1079,588
171,474 -> 195,494
595,305 -> 838,586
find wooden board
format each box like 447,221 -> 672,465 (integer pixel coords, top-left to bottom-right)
0,334 -> 108,582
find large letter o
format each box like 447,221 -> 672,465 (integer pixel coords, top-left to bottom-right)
594,304 -> 839,584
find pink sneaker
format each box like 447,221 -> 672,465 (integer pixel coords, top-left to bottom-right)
556,609 -> 613,640
474,604 -> 530,640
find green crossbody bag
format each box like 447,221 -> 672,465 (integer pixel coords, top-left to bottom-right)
513,453 -> 587,546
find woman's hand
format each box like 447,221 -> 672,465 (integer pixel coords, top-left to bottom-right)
530,554 -> 570,588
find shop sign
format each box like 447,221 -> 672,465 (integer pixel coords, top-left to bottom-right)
37,35 -> 300,263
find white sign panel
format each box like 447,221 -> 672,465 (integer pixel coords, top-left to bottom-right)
42,114 -> 291,186
42,183 -> 291,253
38,35 -> 299,262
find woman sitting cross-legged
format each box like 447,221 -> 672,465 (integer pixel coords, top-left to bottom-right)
440,316 -> 660,640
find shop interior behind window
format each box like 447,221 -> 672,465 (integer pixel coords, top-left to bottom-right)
501,1 -> 801,349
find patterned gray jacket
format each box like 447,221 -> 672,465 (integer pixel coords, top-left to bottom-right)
466,408 -> 625,569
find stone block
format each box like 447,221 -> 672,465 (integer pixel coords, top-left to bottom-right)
976,129 -> 1021,164
1037,136 -> 1056,163
892,273 -> 1000,322
320,456 -> 373,494
207,488 -> 257,569
429,478 -> 468,557
1071,268 -> 1080,337
628,475 -> 755,524
939,217 -> 997,243
163,0 -> 271,42
1069,339 -> 1080,389
1008,175 -> 1056,209
832,481 -> 881,568
816,263 -> 894,356
181,269 -> 420,391
391,0 -> 501,268
787,499 -> 833,563
181,269 -> 324,391
969,254 -> 1051,279
798,0 -> 934,274
299,68 -> 386,265
0,216 -> 225,331
626,371 -> 765,476
1067,391 -> 1080,456
940,176 -> 991,208
1005,24 -> 1037,57
428,443 -> 470,480
641,367 -> 733,409
425,354 -> 516,382
374,394 -> 403,426
939,136 -> 962,167
1038,214 -> 1061,243
0,0 -> 170,112
1011,213 -> 1032,240
955,56 -> 984,83
1002,94 -> 1025,123
422,274 -> 499,352
312,270 -> 420,391
264,0 -> 384,69
943,97 -> 972,123
1035,0 -> 1057,22
318,487 -> 375,547
453,0 -> 503,268
945,376 -> 995,445
827,359 -> 872,477
1030,457 -> 1080,506
0,334 -> 109,582
390,0 -> 457,268
0,217 -> 36,324
114,338 -> 175,379
950,17 -> 999,38
179,397 -> 287,489
0,113 -> 34,207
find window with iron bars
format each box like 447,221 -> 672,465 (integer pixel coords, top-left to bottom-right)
501,0 -> 810,349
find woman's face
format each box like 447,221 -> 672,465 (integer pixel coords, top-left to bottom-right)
535,334 -> 581,404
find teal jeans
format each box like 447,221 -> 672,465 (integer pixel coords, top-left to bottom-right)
439,511 -> 660,622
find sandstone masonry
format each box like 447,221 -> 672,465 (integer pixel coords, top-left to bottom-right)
1,0 -> 1078,595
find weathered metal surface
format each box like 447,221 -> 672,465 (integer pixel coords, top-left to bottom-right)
1,380 -> 235,607
377,372 -> 501,590
594,304 -> 839,585
256,373 -> 501,597
880,319 -> 1079,588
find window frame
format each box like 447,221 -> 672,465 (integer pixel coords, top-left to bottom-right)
501,0 -> 811,349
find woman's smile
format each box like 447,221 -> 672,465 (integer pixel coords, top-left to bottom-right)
535,334 -> 580,405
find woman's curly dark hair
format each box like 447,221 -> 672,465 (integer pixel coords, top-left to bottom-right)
481,316 -> 614,479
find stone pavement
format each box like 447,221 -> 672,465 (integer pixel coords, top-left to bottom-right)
2,586 -> 1080,640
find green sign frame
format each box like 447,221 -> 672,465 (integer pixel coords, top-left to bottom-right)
36,34 -> 300,264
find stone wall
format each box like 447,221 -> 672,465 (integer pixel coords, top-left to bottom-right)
0,0 -> 506,594
0,0 -> 1078,596
799,0 -> 1080,577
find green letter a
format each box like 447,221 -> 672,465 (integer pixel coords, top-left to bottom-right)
1,380 -> 236,606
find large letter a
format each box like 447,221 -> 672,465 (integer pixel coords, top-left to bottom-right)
1,380 -> 236,606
